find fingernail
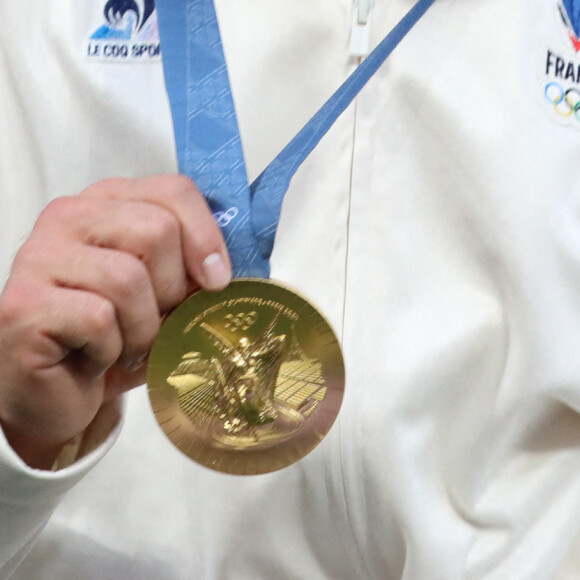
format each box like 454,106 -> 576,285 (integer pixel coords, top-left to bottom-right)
126,353 -> 147,372
202,252 -> 231,290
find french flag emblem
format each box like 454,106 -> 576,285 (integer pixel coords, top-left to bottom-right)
560,0 -> 580,51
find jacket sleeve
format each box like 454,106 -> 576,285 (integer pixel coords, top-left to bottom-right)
0,398 -> 123,578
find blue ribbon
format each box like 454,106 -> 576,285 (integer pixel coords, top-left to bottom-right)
157,0 -> 436,278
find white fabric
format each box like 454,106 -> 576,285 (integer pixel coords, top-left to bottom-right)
0,409 -> 124,578
2,0 -> 580,578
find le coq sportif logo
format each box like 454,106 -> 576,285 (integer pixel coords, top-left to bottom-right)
87,0 -> 161,61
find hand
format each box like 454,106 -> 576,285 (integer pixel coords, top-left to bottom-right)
0,175 -> 231,469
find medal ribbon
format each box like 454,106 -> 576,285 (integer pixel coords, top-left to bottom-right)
157,0 -> 436,278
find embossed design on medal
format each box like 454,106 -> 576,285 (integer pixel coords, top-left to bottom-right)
147,279 -> 344,475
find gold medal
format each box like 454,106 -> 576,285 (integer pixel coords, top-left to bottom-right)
147,278 -> 345,475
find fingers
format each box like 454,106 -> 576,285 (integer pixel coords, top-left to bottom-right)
0,277 -> 124,378
13,240 -> 159,368
81,175 -> 232,291
0,275 -> 144,462
32,198 -> 188,312
0,174 -> 232,466
11,174 -> 232,374
36,195 -> 189,312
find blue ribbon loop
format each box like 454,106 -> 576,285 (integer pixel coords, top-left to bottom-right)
157,0 -> 436,279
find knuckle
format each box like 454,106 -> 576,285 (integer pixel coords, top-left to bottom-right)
85,298 -> 117,338
13,236 -> 61,271
82,177 -> 129,197
146,208 -> 179,248
162,186 -> 188,209
110,254 -> 150,298
38,196 -> 79,225
0,279 -> 44,329
170,174 -> 196,193
102,268 -> 146,310
12,240 -> 37,268
162,176 -> 200,207
0,284 -> 29,327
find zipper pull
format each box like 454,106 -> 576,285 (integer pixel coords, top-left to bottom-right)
349,0 -> 373,58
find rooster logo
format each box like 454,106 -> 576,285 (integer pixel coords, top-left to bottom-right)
91,0 -> 156,40
559,0 -> 580,52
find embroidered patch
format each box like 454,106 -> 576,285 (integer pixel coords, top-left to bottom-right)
542,1 -> 580,125
87,0 -> 161,62
559,0 -> 580,51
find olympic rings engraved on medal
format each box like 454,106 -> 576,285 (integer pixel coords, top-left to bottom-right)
213,206 -> 239,227
224,311 -> 258,332
545,81 -> 580,120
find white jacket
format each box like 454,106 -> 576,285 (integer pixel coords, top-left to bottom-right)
2,0 -> 580,578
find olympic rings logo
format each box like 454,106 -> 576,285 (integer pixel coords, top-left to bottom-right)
544,82 -> 580,120
213,206 -> 239,227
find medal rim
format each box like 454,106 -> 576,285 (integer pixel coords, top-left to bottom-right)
147,277 -> 345,476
